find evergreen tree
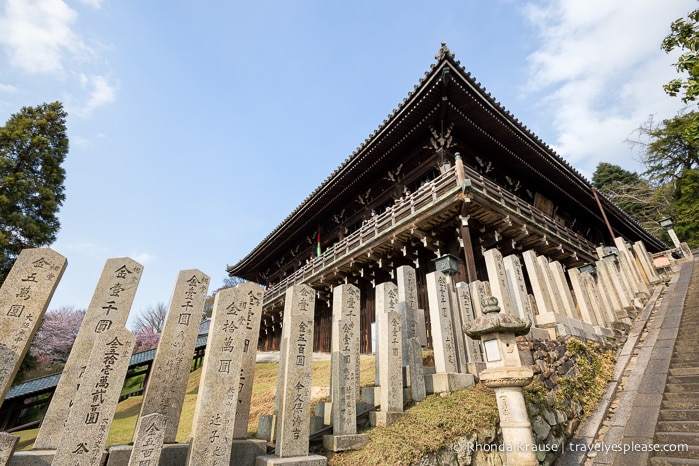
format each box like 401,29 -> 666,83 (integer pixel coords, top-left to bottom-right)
662,7 -> 699,103
672,169 -> 699,248
639,112 -> 699,185
592,162 -> 640,189
0,102 -> 68,282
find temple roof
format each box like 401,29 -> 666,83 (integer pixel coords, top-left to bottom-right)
227,44 -> 665,279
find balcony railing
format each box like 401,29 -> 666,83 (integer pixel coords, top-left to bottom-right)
461,163 -> 595,254
262,164 -> 597,305
262,168 -> 461,303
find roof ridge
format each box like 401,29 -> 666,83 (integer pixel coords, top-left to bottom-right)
228,44 -> 451,274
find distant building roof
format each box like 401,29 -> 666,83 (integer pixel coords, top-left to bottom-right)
5,335 -> 209,402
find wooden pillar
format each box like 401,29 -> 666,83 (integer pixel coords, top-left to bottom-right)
459,215 -> 478,282
361,283 -> 373,354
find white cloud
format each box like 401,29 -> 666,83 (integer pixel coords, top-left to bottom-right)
0,83 -> 17,92
76,0 -> 104,8
131,252 -> 156,264
0,0 -> 94,75
521,0 -> 696,177
75,73 -> 116,116
71,135 -> 90,147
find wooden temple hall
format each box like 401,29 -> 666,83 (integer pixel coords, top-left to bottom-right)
226,44 -> 665,355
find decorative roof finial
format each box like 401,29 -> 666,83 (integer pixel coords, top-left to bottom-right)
437,42 -> 454,60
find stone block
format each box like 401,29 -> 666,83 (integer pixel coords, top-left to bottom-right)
188,283 -> 264,465
466,362 -> 487,378
310,416 -> 326,435
322,433 -> 369,452
136,270 -> 210,442
314,402 -> 332,426
9,450 -> 107,466
274,285 -> 316,458
232,439 -> 269,466
0,248 -> 66,406
104,440 -> 264,466
483,248 -> 516,315
369,411 -> 404,427
407,338 -> 426,402
426,272 -> 459,374
105,443 -> 189,466
593,326 -> 615,338
0,433 -> 19,465
360,387 -> 380,407
455,282 -> 486,368
532,310 -> 570,328
403,387 -> 413,403
129,413 -> 166,466
502,255 -> 534,321
35,257 -> 143,451
257,414 -> 276,442
330,284 -> 361,408
255,454 -> 327,466
53,328 -> 135,466
424,372 -> 475,394
375,283 -> 403,414
105,445 -> 134,465
529,327 -> 551,340
397,266 -> 423,366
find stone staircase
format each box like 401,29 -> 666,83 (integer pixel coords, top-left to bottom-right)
650,266 -> 699,465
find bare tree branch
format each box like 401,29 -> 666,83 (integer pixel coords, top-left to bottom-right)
132,302 -> 168,333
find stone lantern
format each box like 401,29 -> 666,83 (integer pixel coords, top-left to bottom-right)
464,296 -> 537,466
659,217 -> 682,249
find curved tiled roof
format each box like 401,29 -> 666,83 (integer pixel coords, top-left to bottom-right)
227,43 -> 665,277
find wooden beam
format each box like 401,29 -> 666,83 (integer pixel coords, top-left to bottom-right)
459,215 -> 478,282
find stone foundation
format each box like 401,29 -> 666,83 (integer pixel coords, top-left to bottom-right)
322,433 -> 369,452
255,454 -> 327,466
425,372 -> 475,394
369,411 -> 404,427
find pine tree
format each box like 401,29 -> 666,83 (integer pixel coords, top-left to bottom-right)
0,102 -> 68,282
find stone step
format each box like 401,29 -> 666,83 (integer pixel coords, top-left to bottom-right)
668,375 -> 699,384
665,383 -> 699,393
664,392 -> 699,401
674,346 -> 699,353
669,367 -> 699,376
650,456 -> 699,465
662,399 -> 699,410
656,420 -> 699,433
669,361 -> 699,368
659,409 -> 699,422
654,432 -> 699,448
671,357 -> 699,365
671,353 -> 699,361
649,443 -> 699,460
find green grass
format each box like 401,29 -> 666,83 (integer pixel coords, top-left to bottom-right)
328,384 -> 499,466
13,352 -> 504,465
14,356 -> 378,449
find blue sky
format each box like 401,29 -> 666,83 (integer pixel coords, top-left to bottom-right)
0,0 -> 694,328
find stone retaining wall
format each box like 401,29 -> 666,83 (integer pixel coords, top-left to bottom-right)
413,336 -> 616,466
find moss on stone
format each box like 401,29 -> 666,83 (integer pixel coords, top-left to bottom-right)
328,384 -> 499,466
